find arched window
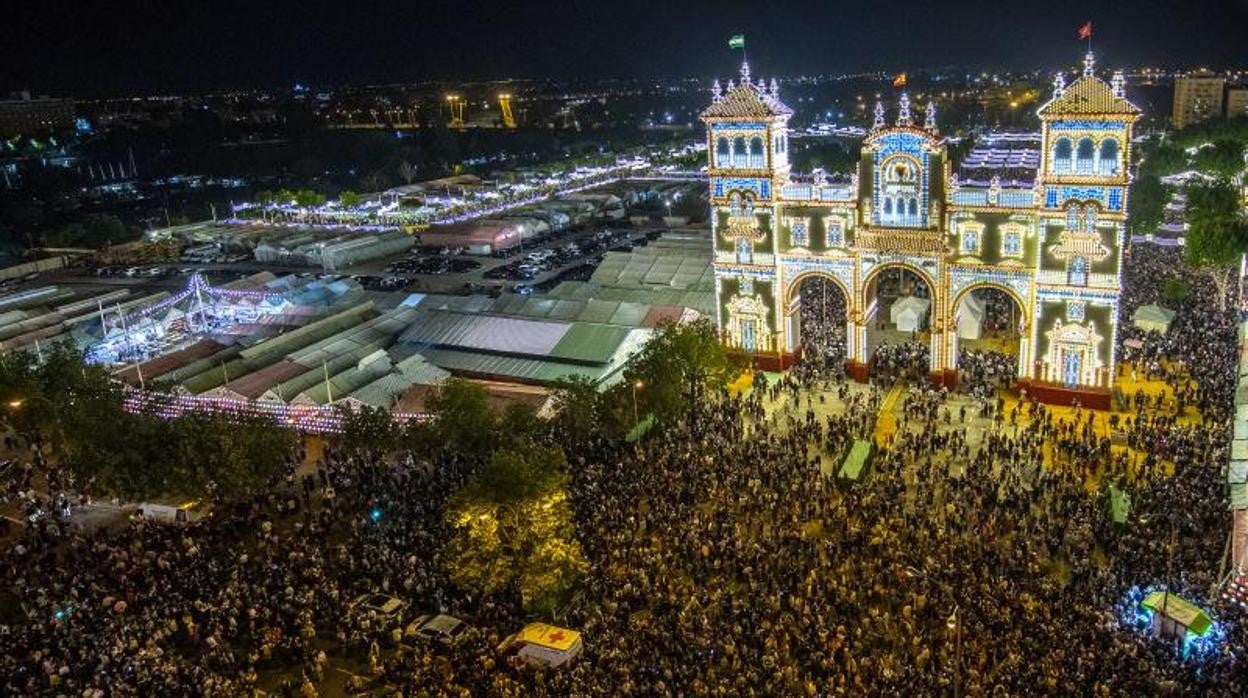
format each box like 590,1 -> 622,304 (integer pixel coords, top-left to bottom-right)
1098,139 -> 1119,174
1066,205 -> 1079,230
749,137 -> 764,167
716,137 -> 729,167
884,198 -> 893,216
733,137 -> 747,166
1053,138 -> 1073,173
1084,203 -> 1098,230
908,198 -> 918,219
1075,138 -> 1095,174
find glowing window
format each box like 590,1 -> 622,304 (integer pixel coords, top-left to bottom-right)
1002,229 -> 1022,256
791,221 -> 808,247
827,220 -> 844,246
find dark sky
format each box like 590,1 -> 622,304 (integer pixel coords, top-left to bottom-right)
4,0 -> 1247,96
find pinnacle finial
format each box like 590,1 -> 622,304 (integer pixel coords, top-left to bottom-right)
1053,72 -> 1066,97
727,79 -> 735,93
872,100 -> 886,130
769,78 -> 779,99
924,100 -> 937,131
1111,70 -> 1125,98
1083,51 -> 1095,77
896,92 -> 912,126
740,59 -> 751,85
712,79 -> 723,102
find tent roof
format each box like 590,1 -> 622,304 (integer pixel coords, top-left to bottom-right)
1133,304 -> 1176,323
1141,592 -> 1212,636
893,296 -> 931,314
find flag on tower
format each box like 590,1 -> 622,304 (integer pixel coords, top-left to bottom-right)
892,72 -> 908,88
1078,21 -> 1093,40
728,34 -> 746,50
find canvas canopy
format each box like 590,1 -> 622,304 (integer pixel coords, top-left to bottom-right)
838,440 -> 874,481
1141,592 -> 1212,636
956,292 -> 986,340
890,296 -> 930,333
1132,304 -> 1176,334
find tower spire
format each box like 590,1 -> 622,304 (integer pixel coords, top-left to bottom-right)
740,59 -> 751,86
1083,51 -> 1096,77
769,77 -> 779,99
712,78 -> 723,102
896,92 -> 912,126
1111,70 -> 1125,98
924,100 -> 937,131
872,99 -> 886,130
1053,72 -> 1066,98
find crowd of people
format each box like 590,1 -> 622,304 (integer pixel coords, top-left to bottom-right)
0,242 -> 1245,695
958,349 -> 1019,401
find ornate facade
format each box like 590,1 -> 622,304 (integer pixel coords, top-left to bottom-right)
702,53 -> 1140,398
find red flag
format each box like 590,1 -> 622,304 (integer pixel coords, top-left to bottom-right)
892,72 -> 907,88
1078,22 -> 1092,40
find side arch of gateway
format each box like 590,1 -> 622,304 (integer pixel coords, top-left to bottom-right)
703,49 -> 1139,407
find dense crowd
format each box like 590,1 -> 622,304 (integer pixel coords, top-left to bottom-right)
0,242 -> 1245,695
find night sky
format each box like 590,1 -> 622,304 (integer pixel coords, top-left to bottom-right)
4,0 -> 1247,96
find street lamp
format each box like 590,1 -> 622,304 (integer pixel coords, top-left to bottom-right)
631,380 -> 643,425
947,605 -> 961,698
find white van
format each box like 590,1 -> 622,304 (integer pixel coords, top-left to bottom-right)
498,623 -> 584,669
138,501 -> 208,525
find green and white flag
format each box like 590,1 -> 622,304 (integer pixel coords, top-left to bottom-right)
728,34 -> 745,50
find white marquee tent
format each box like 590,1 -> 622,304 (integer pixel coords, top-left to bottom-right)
890,296 -> 931,333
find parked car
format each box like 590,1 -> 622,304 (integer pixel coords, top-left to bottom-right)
404,614 -> 469,646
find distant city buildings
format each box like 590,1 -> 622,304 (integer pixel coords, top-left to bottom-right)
1171,69 -> 1248,129
1228,87 -> 1248,122
0,91 -> 76,138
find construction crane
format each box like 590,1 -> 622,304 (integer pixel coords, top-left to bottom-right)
446,94 -> 466,128
498,93 -> 517,128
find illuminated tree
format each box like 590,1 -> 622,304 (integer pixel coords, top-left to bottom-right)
444,443 -> 587,614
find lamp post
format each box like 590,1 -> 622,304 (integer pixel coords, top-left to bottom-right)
631,380 -> 643,426
948,605 -> 961,698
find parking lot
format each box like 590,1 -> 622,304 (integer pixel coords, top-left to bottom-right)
347,223 -> 667,296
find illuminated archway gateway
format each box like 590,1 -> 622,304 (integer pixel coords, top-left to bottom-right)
704,53 -> 1140,408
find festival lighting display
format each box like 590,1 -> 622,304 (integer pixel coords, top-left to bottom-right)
122,387 -> 428,435
702,50 -> 1139,400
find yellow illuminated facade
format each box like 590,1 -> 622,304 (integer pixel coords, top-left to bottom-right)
702,53 -> 1141,395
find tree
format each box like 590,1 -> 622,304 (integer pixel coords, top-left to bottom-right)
550,375 -> 616,448
1184,181 -> 1248,310
338,190 -> 361,207
424,379 -> 498,459
1193,139 -> 1246,179
623,319 -> 741,428
0,344 -> 296,501
337,404 -> 399,453
167,411 -> 298,501
398,160 -> 418,185
294,189 -> 325,207
1162,278 -> 1192,303
1128,173 -> 1167,235
445,443 -> 587,613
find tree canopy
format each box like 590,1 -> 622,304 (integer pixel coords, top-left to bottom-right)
1184,181 -> 1248,309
